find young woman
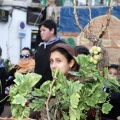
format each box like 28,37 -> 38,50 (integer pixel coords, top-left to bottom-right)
49,43 -> 79,79
39,43 -> 79,120
1,47 -> 35,118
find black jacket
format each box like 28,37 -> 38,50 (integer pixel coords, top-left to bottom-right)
0,67 -> 7,115
102,89 -> 120,120
5,65 -> 18,87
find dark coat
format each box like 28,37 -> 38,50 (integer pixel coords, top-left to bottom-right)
0,67 -> 7,115
102,89 -> 120,120
5,66 -> 17,87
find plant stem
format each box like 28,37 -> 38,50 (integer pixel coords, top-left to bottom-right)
45,69 -> 58,120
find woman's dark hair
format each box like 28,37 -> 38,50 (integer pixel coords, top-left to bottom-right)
21,47 -> 33,56
39,19 -> 57,35
74,46 -> 89,55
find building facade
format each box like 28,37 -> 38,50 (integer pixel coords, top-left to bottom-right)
0,0 -> 45,64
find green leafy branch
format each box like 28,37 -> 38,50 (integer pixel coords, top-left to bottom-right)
30,55 -> 120,120
8,54 -> 120,120
8,73 -> 41,119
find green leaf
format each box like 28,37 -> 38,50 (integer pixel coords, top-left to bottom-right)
98,91 -> 108,103
11,104 -> 22,117
69,107 -> 80,120
109,78 -> 120,92
70,93 -> 79,108
86,96 -> 99,107
9,85 -> 18,98
22,107 -> 30,118
14,73 -> 41,88
29,98 -> 45,111
62,111 -> 69,120
12,94 -> 27,106
24,73 -> 42,87
103,67 -> 109,79
102,102 -> 113,114
72,81 -> 83,93
40,81 -> 51,91
14,73 -> 24,86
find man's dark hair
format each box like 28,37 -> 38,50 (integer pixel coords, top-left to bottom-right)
39,19 -> 57,35
108,64 -> 118,70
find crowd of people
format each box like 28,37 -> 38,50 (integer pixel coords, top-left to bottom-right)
0,19 -> 120,120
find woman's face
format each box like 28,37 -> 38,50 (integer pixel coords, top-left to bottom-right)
40,25 -> 54,41
20,50 -> 31,62
50,51 -> 74,76
108,68 -> 118,79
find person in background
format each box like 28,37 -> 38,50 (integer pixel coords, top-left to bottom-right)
34,19 -> 65,88
5,47 -> 35,92
102,64 -> 120,120
50,43 -> 79,79
0,47 -> 7,115
108,64 -> 118,80
74,45 -> 89,55
1,47 -> 35,118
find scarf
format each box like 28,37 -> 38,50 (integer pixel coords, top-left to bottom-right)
15,59 -> 35,74
39,36 -> 62,49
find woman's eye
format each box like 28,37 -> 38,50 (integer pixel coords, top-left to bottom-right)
50,60 -> 53,63
56,60 -> 61,63
109,72 -> 112,74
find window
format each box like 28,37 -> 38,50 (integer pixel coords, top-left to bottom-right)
0,9 -> 9,22
14,0 -> 26,1
27,12 -> 42,26
27,7 -> 46,26
32,0 -> 40,3
31,30 -> 38,52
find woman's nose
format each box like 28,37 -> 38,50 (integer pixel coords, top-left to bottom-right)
51,62 -> 57,69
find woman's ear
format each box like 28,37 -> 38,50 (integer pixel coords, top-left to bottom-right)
69,59 -> 75,69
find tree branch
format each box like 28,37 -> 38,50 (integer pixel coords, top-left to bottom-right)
45,69 -> 58,120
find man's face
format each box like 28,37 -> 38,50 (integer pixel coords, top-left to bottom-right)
40,25 -> 54,42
